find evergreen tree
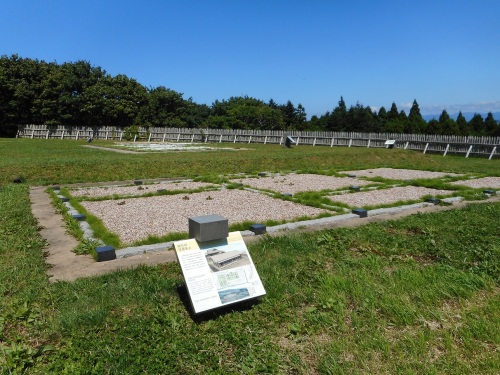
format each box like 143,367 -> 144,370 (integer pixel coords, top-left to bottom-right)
439,110 -> 459,135
484,112 -> 498,136
469,114 -> 485,135
456,111 -> 471,136
406,99 -> 426,134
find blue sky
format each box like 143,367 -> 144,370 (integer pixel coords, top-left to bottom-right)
1,0 -> 499,118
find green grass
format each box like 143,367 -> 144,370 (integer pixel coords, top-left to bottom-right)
0,139 -> 499,373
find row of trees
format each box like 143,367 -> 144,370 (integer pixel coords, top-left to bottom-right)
1,55 -> 499,136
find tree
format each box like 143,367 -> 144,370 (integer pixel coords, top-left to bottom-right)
405,99 -> 426,134
439,110 -> 459,135
456,111 -> 471,136
484,112 -> 498,136
469,114 -> 485,136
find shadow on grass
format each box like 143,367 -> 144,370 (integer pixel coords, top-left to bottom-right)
176,284 -> 263,323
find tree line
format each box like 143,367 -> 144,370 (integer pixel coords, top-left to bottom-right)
1,55 -> 499,136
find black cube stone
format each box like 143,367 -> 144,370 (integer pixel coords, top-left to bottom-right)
282,193 -> 293,197
484,190 -> 496,195
425,198 -> 440,205
72,214 -> 86,221
134,180 -> 143,185
60,197 -> 70,203
96,245 -> 116,262
350,186 -> 361,192
352,208 -> 368,218
249,224 -> 266,235
52,185 -> 60,191
347,174 -> 356,178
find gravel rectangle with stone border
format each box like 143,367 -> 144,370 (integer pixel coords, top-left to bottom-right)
80,189 -> 330,244
449,177 -> 500,189
343,168 -> 462,180
232,174 -> 374,194
328,186 -> 453,207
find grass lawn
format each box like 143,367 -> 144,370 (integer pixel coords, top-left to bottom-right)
1,139 -> 499,373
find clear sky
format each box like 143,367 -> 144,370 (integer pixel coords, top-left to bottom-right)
1,0 -> 499,118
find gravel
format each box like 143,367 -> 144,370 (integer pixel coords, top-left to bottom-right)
70,181 -> 216,198
80,189 -> 329,244
450,177 -> 500,189
232,174 -> 374,194
328,186 -> 452,207
343,168 -> 462,180
72,170 -> 467,245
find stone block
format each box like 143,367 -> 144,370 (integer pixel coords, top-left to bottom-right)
72,213 -> 86,221
96,245 -> 116,262
282,193 -> 293,197
249,224 -> 266,235
350,186 -> 361,192
484,190 -> 496,195
60,197 -> 70,203
189,214 -> 228,242
134,180 -> 143,185
352,208 -> 368,218
425,198 -> 440,205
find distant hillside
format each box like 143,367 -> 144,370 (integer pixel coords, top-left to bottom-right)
423,112 -> 500,122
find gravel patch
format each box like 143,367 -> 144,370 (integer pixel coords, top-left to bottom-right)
70,181 -> 216,198
449,177 -> 500,189
80,190 -> 329,244
232,174 -> 373,194
343,168 -> 462,180
328,186 -> 453,207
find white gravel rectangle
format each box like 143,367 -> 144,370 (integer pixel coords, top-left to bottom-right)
328,186 -> 453,207
343,168 -> 462,180
232,174 -> 374,194
80,189 -> 329,244
450,177 -> 500,189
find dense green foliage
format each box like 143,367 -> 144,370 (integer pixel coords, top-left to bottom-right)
2,55 -> 499,135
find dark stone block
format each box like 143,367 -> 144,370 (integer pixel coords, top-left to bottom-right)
249,224 -> 266,235
96,245 -> 116,262
60,197 -> 70,203
52,185 -> 60,191
134,180 -> 143,185
425,198 -> 440,205
258,172 -> 267,177
484,190 -> 496,195
350,186 -> 361,192
348,174 -> 356,178
352,208 -> 368,218
282,193 -> 293,197
72,214 -> 86,221
189,214 -> 229,242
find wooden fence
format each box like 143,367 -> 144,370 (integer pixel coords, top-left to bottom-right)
15,124 -> 499,159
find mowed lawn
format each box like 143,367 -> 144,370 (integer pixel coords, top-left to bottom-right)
1,138 -> 499,374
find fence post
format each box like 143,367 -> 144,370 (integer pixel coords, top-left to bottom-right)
423,143 -> 429,154
60,130 -> 65,140
219,134 -> 223,143
443,144 -> 450,156
404,142 -> 409,149
234,135 -> 237,143
133,135 -> 137,142
367,139 -> 371,148
465,145 -> 473,158
76,130 -> 80,140
106,131 -> 109,140
330,137 -> 334,147
248,135 -> 252,144
313,137 -> 316,146
264,135 -> 267,144
162,133 -> 166,142
489,146 -> 497,160
279,136 -> 283,145
348,139 -> 352,148
46,130 -> 50,139
296,137 -> 300,146
119,131 -> 123,141
191,134 -> 195,143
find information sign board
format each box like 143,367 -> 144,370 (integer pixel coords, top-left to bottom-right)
174,232 -> 266,314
